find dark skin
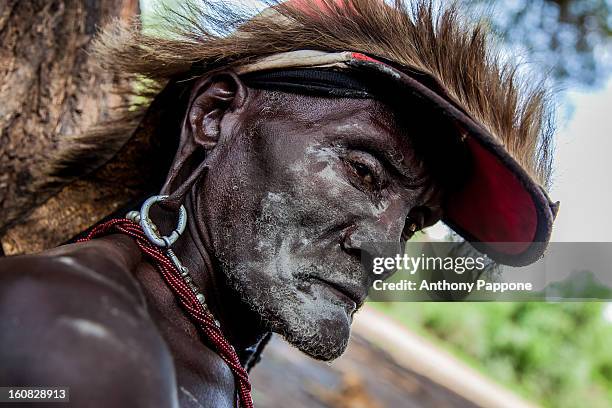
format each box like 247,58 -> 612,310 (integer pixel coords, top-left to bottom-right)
0,72 -> 443,407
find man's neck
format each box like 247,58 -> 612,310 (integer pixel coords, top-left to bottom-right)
167,195 -> 268,360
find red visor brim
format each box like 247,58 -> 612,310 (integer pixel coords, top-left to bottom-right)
346,54 -> 558,266
235,50 -> 558,265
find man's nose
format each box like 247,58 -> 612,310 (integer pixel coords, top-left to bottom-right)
341,205 -> 408,250
342,225 -> 403,254
341,224 -> 403,281
343,201 -> 408,248
340,203 -> 409,273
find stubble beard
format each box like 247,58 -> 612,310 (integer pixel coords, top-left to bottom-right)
221,261 -> 351,361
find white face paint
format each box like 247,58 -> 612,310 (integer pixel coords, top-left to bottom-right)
202,93 -> 435,361
220,147 -> 363,360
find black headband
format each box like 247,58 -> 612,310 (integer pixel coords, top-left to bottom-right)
241,68 -> 379,98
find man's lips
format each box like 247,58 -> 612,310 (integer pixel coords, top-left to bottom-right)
308,276 -> 366,307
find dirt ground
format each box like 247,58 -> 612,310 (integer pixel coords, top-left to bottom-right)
251,333 -> 479,408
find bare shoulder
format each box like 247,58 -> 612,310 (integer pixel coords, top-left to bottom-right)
0,237 -> 179,407
0,235 -> 148,320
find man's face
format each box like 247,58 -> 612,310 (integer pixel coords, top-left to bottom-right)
200,90 -> 441,360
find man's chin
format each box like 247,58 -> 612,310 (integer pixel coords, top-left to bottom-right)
274,313 -> 352,361
291,334 -> 349,361
232,277 -> 354,360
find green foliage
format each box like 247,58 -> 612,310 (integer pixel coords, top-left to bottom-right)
544,270 -> 612,299
376,301 -> 612,407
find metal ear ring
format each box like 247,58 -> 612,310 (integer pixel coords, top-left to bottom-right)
130,195 -> 187,248
126,195 -> 214,317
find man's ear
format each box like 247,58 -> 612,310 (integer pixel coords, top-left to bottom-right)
187,72 -> 248,149
159,72 -> 248,208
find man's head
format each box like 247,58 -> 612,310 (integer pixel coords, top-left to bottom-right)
88,0 -> 554,265
69,0 -> 556,360
167,73 -> 445,360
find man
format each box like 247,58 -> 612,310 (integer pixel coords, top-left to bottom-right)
0,0 -> 558,407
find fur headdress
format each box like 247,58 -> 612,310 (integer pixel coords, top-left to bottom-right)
1,0 -> 555,260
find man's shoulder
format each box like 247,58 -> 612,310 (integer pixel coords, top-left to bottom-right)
0,239 -> 178,407
0,237 -> 147,308
0,237 -> 153,341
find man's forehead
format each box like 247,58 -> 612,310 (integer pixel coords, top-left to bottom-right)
255,89 -> 410,141
251,89 -> 433,186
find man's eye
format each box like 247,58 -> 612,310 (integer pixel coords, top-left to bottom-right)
351,162 -> 374,185
344,151 -> 386,191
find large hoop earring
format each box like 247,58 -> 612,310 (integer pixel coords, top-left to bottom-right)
127,195 -> 187,248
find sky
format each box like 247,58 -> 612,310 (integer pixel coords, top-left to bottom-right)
549,79 -> 612,242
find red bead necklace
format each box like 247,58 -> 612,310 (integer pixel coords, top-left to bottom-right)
78,214 -> 253,408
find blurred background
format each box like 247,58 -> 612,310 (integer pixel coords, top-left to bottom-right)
139,1 -> 611,407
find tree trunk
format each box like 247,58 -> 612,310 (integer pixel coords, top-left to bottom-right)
0,0 -> 139,239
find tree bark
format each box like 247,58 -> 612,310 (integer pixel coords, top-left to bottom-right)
0,0 -> 139,236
